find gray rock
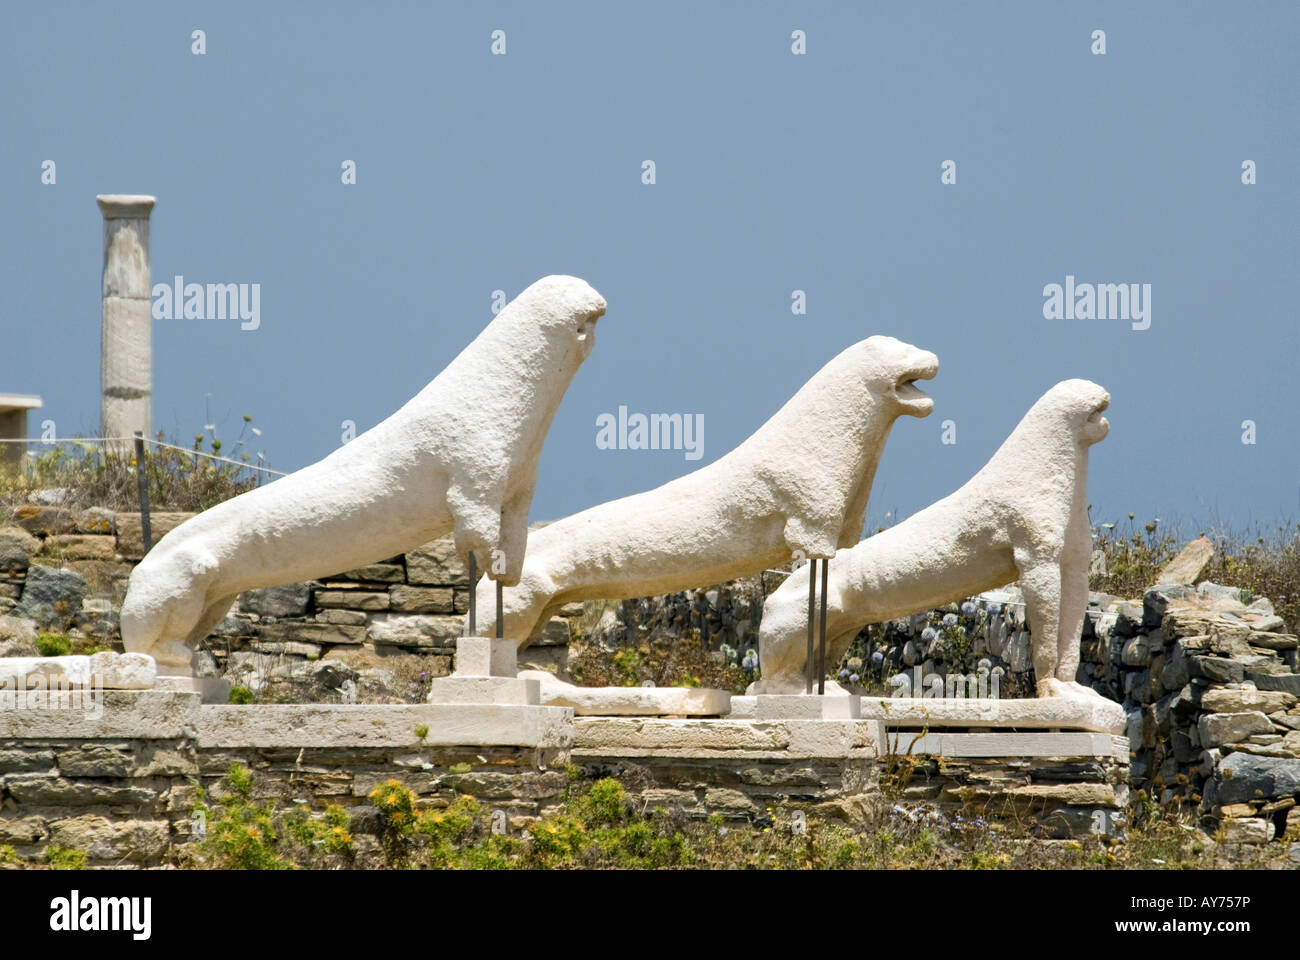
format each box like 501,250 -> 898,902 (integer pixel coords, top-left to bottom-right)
212,614 -> 257,638
1115,603 -> 1144,637
1247,631 -> 1296,649
1161,642 -> 1191,690
1201,687 -> 1296,714
1143,584 -> 1192,628
1216,753 -> 1300,804
15,564 -> 88,628
1246,673 -> 1300,696
1198,582 -> 1249,605
0,614 -> 38,647
1198,711 -> 1274,747
73,507 -> 117,535
367,614 -> 462,648
0,527 -> 39,573
405,538 -> 468,586
239,582 -> 311,618
1248,616 -> 1288,634
1122,634 -> 1152,666
1190,656 -> 1244,684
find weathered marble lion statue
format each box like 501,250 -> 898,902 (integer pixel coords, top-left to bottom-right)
121,276 -> 607,674
750,379 -> 1110,700
474,336 -> 939,644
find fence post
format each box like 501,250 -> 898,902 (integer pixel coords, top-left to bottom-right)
467,552 -> 477,636
817,557 -> 829,695
805,558 -> 816,694
133,431 -> 153,554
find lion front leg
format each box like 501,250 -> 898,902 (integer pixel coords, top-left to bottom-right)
1015,548 -> 1065,698
493,482 -> 532,587
446,479 -> 504,576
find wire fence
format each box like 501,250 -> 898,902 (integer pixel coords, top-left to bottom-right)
0,434 -> 287,476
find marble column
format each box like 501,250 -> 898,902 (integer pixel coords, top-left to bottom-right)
97,194 -> 155,455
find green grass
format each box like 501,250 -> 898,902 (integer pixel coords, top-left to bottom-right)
176,765 -> 1293,870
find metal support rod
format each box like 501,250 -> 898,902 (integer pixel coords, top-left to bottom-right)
133,432 -> 153,554
495,579 -> 503,639
817,557 -> 829,695
805,557 -> 816,694
467,552 -> 477,636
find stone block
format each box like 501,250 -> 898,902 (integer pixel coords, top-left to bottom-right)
425,675 -> 541,705
196,702 -> 572,749
405,538 -> 467,586
0,527 -> 39,572
521,670 -> 730,716
453,636 -> 516,677
328,563 -> 404,584
1199,711 -> 1275,747
367,614 -> 462,648
754,694 -> 861,720
1219,817 -> 1273,844
388,585 -> 455,614
1201,687 -> 1296,714
239,582 -> 312,618
9,505 -> 75,536
48,815 -> 171,862
114,512 -> 195,559
315,589 -> 389,611
39,534 -> 116,561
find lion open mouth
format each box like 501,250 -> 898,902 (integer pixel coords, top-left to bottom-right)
894,356 -> 939,415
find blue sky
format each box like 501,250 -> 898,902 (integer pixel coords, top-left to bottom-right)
3,1 -> 1297,537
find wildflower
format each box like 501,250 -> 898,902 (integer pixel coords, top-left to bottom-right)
986,602 -> 1002,614
942,613 -> 958,627
921,627 -> 937,642
871,651 -> 883,665
839,668 -> 850,679
849,673 -> 860,684
961,601 -> 977,616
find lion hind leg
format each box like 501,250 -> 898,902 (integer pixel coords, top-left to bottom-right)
121,544 -> 221,674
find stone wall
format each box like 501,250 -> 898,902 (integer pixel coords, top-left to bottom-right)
836,580 -> 1300,843
0,505 -> 572,696
0,693 -> 571,868
571,718 -> 1129,838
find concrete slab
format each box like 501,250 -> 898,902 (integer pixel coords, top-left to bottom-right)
752,693 -> 860,720
0,690 -> 198,739
883,730 -> 1130,759
520,670 -> 730,716
426,675 -> 541,705
0,652 -> 155,690
858,694 -> 1126,734
198,703 -> 572,748
573,716 -> 883,759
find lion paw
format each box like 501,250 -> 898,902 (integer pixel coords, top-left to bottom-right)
1037,677 -> 1104,701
